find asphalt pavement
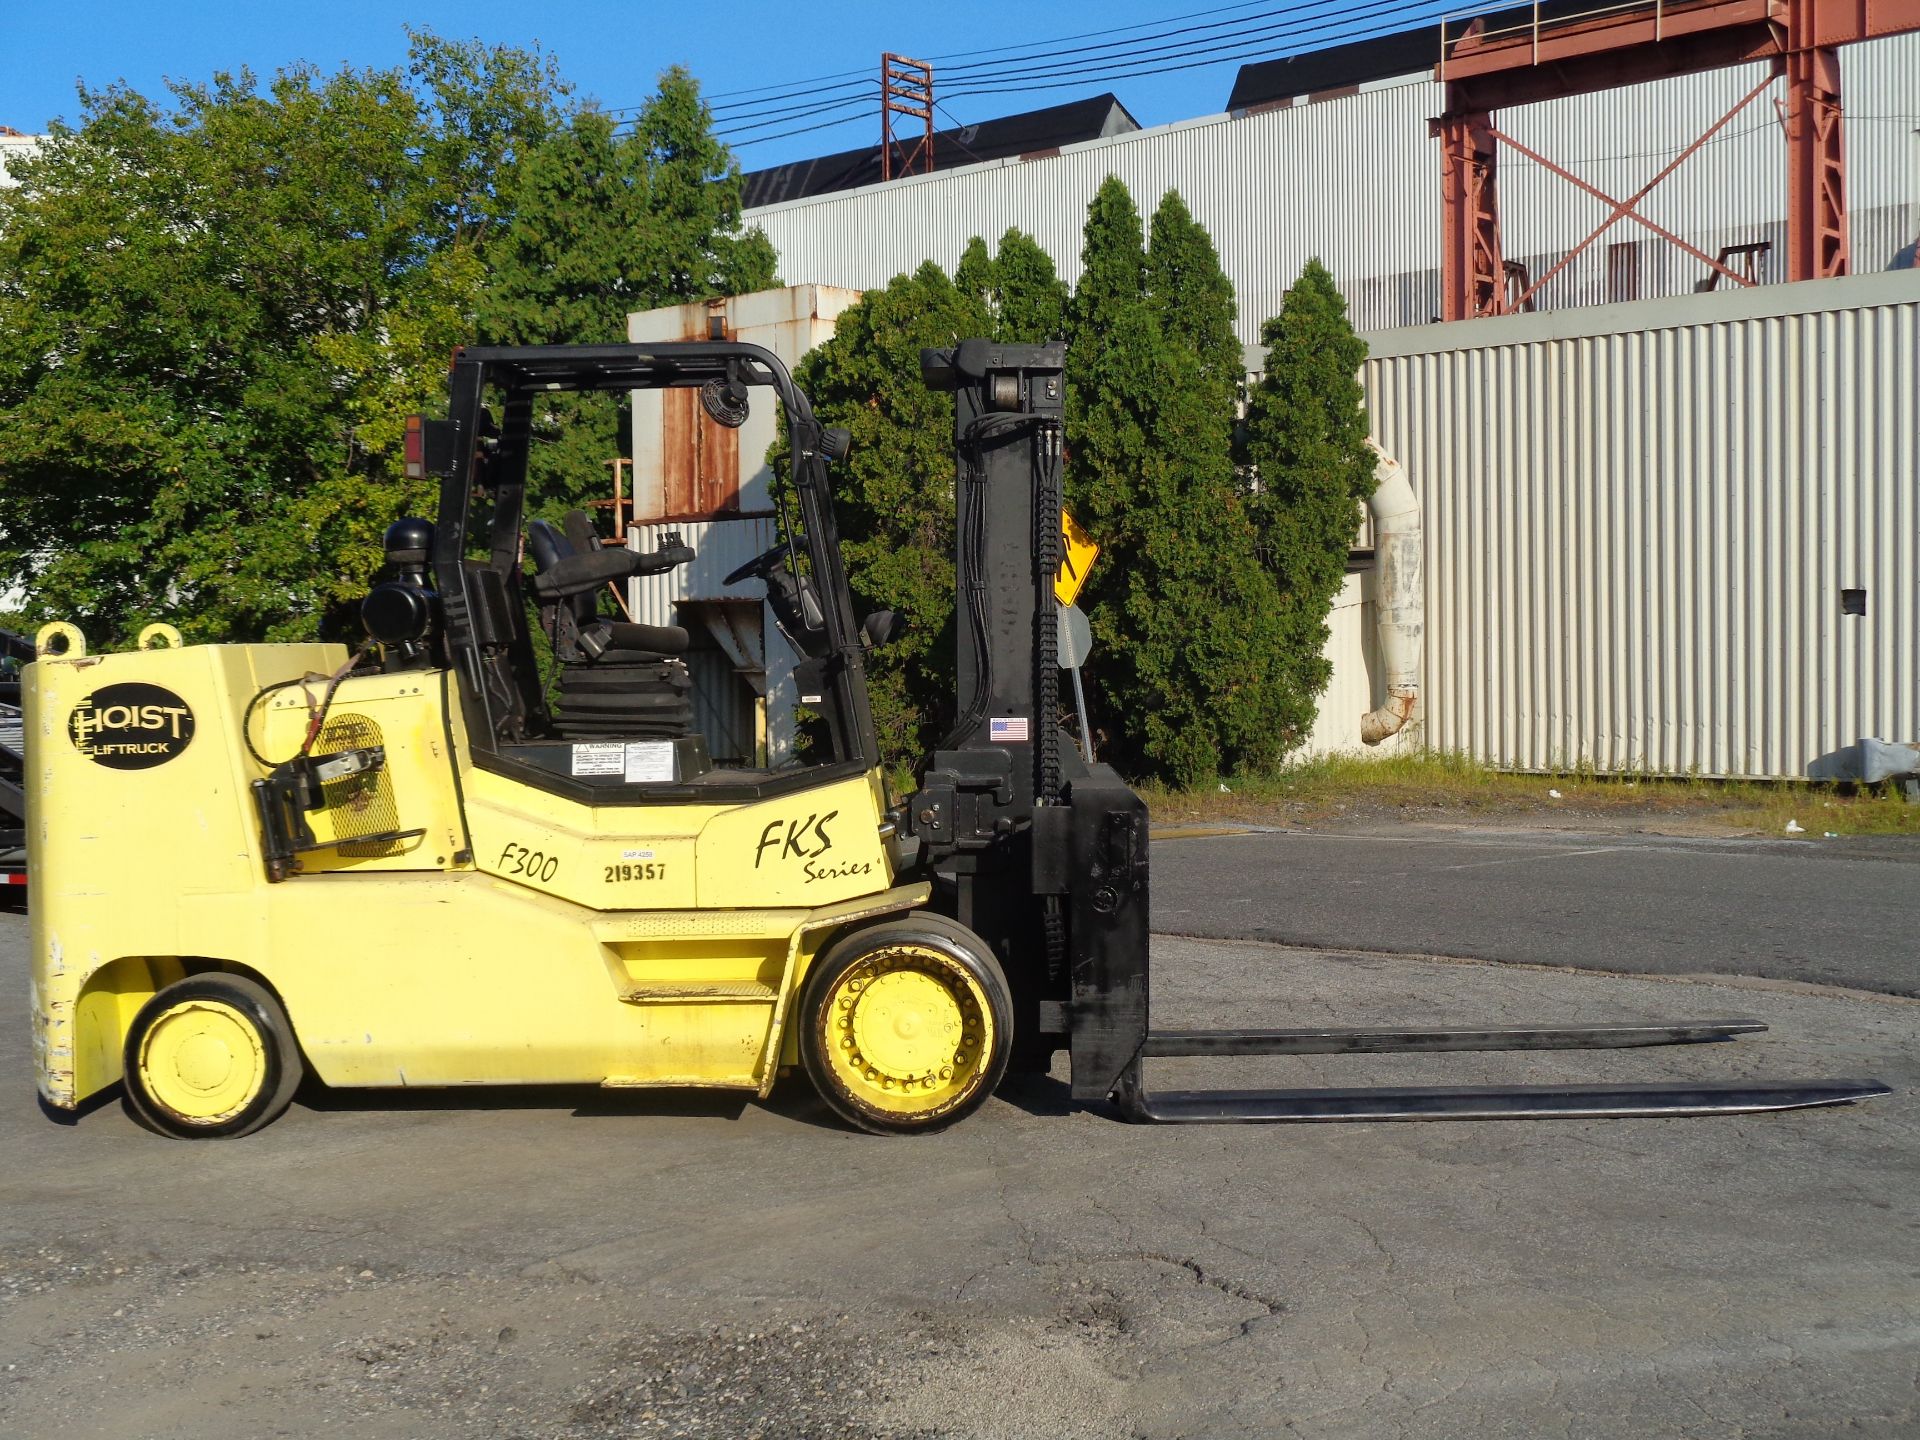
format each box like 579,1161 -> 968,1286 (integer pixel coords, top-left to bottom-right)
1,830 -> 1915,1439
1153,825 -> 1920,997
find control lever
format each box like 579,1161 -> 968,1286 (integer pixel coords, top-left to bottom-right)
632,531 -> 694,576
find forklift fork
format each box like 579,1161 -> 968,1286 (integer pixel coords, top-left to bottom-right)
1063,771 -> 1890,1124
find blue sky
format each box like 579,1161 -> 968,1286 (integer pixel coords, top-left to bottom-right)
2,1 -> 1454,170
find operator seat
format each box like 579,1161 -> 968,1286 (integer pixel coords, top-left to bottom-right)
527,510 -> 695,741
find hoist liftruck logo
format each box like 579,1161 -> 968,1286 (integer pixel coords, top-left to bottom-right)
67,683 -> 196,770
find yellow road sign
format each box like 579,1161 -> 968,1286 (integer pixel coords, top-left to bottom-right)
1056,510 -> 1100,606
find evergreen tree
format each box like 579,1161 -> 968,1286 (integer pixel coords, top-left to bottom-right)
479,70 -> 777,514
952,235 -> 996,316
1066,178 -> 1291,784
785,263 -> 991,767
1064,178 -> 1158,536
1243,259 -> 1378,750
991,228 -> 1068,342
1146,190 -> 1243,401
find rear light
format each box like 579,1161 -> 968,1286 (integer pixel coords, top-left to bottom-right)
403,415 -> 425,479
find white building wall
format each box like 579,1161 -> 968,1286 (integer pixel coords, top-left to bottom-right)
1350,268 -> 1920,778
746,33 -> 1918,339
0,132 -> 42,189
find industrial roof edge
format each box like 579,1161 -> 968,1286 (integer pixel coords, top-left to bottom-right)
740,75 -> 1431,221
1330,267 -> 1920,364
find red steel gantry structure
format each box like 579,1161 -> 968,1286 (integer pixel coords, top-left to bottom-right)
881,53 -> 936,181
1433,0 -> 1920,319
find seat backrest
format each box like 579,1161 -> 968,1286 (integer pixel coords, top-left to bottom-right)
526,518 -> 598,628
562,509 -> 599,557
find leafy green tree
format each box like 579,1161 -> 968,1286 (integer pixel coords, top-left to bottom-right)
784,263 -> 991,767
478,70 -> 778,514
1243,258 -> 1378,748
1066,177 -> 1291,785
0,34 -> 565,644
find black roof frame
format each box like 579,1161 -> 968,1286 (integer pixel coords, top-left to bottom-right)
428,341 -> 880,805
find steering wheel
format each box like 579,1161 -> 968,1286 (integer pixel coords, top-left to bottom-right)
724,543 -> 787,586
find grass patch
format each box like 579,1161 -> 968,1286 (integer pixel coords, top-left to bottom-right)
1139,751 -> 1920,838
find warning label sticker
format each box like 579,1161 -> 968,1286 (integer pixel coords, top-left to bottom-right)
570,743 -> 625,777
622,741 -> 676,783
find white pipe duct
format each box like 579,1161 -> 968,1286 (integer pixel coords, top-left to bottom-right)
1360,442 -> 1422,745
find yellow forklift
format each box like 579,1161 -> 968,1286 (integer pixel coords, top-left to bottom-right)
26,339 -> 1887,1137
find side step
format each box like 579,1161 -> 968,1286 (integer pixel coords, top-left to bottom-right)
617,980 -> 776,1004
1121,1078 -> 1892,1123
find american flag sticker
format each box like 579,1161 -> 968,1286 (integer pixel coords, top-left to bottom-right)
989,716 -> 1031,743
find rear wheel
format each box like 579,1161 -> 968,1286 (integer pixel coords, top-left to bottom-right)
800,917 -> 1012,1135
123,974 -> 303,1139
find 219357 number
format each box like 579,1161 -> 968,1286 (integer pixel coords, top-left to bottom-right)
604,862 -> 666,883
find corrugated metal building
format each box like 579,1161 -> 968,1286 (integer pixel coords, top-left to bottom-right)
744,32 -> 1918,338
1325,269 -> 1920,777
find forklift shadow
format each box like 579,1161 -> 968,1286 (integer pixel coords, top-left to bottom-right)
293,1076 -> 854,1132
38,1086 -> 122,1126
290,1073 -> 1079,1130
992,1071 -> 1078,1119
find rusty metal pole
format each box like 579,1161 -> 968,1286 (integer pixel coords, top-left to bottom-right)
1784,21 -> 1849,280
1435,108 -> 1505,321
880,54 -> 894,182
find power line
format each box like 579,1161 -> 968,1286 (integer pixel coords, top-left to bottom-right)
694,0 -> 1286,104
938,0 -> 1375,79
661,0 -> 1438,122
725,109 -> 889,150
718,96 -> 872,140
709,79 -> 872,123
703,0 -> 1443,144
931,100 -> 990,165
940,0 -> 1447,98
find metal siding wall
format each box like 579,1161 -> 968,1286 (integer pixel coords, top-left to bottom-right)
746,33 -> 1917,338
1364,273 -> 1920,778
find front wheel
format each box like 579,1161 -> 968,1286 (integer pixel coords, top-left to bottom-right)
123,974 -> 304,1139
800,917 -> 1012,1135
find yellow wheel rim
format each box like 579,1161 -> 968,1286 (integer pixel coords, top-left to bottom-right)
820,943 -> 996,1123
136,999 -> 268,1124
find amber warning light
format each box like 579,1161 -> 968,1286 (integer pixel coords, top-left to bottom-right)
403,415 -> 426,479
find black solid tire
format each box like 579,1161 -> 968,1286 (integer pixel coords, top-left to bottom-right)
122,973 -> 304,1139
907,911 -> 1062,1076
799,916 -> 1013,1136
